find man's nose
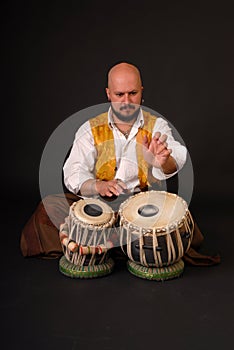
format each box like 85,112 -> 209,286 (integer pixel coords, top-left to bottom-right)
122,93 -> 130,103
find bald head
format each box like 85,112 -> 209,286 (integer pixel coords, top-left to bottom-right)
107,62 -> 142,89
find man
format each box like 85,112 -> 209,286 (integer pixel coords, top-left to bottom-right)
64,62 -> 185,198
20,62 -> 220,265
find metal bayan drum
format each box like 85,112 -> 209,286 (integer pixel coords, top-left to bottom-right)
119,191 -> 194,280
59,198 -> 116,278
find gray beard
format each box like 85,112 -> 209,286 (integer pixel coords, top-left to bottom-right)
110,104 -> 140,123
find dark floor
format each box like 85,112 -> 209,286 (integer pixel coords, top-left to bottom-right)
1,195 -> 233,350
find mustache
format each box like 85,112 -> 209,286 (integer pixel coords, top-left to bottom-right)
119,104 -> 136,111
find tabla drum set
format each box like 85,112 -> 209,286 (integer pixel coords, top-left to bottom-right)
59,191 -> 194,281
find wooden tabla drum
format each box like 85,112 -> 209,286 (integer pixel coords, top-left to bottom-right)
118,191 -> 194,280
59,198 -> 116,278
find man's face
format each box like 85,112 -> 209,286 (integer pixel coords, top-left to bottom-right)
106,69 -> 143,122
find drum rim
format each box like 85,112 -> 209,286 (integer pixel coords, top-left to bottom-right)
119,190 -> 190,233
70,198 -> 116,227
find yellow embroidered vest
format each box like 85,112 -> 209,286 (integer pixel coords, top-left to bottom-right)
89,111 -> 158,189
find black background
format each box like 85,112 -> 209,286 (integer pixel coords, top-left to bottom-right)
1,1 -> 234,349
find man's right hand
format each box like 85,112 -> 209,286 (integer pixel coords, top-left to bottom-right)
96,179 -> 127,197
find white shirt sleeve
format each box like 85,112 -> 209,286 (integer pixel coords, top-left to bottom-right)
151,117 -> 187,180
63,121 -> 97,194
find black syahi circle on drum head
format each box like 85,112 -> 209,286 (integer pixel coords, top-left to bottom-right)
84,204 -> 103,217
138,204 -> 159,217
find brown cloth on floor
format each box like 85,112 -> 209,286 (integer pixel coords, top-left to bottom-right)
20,193 -> 77,258
20,193 -> 221,266
183,222 -> 220,266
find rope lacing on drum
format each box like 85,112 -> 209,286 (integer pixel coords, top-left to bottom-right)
139,228 -> 148,267
126,222 -> 134,262
166,226 -> 177,265
152,228 -> 161,267
175,224 -> 184,259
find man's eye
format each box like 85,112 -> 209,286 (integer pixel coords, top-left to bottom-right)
116,93 -> 124,97
130,91 -> 137,95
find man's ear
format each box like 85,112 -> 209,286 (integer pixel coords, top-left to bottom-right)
141,86 -> 144,104
106,87 -> 111,101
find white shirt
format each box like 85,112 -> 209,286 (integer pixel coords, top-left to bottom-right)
63,108 -> 187,194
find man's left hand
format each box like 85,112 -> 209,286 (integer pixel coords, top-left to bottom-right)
142,132 -> 171,166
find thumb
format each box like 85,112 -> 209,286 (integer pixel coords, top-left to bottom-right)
142,135 -> 149,148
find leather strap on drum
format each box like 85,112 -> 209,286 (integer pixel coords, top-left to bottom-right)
89,111 -> 159,189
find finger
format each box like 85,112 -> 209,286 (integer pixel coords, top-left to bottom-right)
116,179 -> 127,190
148,137 -> 158,153
105,190 -> 114,197
116,185 -> 125,194
108,180 -> 125,194
151,134 -> 167,151
154,131 -> 161,140
100,187 -> 113,197
156,143 -> 168,154
107,185 -> 119,196
158,149 -> 172,158
101,181 -> 117,196
142,135 -> 149,147
105,188 -> 117,197
158,134 -> 168,144
110,180 -> 125,195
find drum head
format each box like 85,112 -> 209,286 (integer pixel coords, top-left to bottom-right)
73,198 -> 115,226
120,191 -> 187,230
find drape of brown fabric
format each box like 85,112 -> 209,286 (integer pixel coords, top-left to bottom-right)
184,222 -> 221,265
20,193 -> 221,265
20,193 -> 78,258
